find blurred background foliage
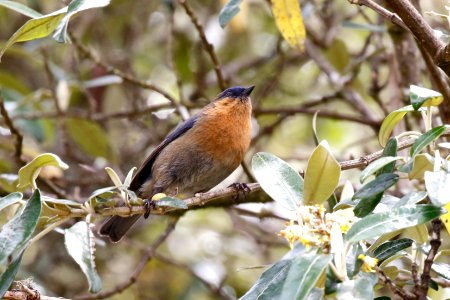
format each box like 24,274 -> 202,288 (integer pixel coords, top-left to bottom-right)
1,0 -> 450,299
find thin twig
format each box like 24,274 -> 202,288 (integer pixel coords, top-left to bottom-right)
178,0 -> 226,90
0,94 -> 25,166
375,266 -> 416,299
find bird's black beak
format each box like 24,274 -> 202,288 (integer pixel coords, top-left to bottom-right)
243,85 -> 255,96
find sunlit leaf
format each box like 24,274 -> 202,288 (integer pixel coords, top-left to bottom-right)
17,153 -> 69,190
442,201 -> 450,236
64,221 -> 102,293
409,154 -> 434,180
403,224 -> 428,245
105,167 -> 122,187
410,85 -> 443,110
378,105 -> 417,147
392,191 -> 427,209
425,171 -> 450,206
0,190 -> 41,266
53,0 -> 111,43
0,192 -> 23,212
270,0 -> 306,50
252,152 -> 303,210
360,157 -> 403,183
0,0 -> 42,18
432,263 -> 450,280
304,140 -> 341,205
346,205 -> 445,243
410,126 -> 446,158
219,0 -> 242,28
0,9 -> 66,60
373,238 -> 413,263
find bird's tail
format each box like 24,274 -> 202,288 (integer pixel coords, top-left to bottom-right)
98,215 -> 141,242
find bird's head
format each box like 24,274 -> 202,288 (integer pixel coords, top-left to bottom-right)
216,86 -> 255,103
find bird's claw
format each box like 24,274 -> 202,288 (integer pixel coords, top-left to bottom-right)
144,199 -> 156,219
228,183 -> 251,201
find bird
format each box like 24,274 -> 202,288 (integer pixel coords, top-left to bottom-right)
99,85 -> 255,242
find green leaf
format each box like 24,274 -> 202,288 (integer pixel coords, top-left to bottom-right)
0,9 -> 66,60
304,140 -> 341,205
377,138 -> 398,175
64,221 -> 102,293
17,153 -> 69,189
0,192 -> 23,212
346,205 -> 445,243
0,190 -> 41,266
378,105 -> 417,147
219,0 -> 242,28
336,272 -> 377,300
240,258 -> 294,300
52,0 -> 110,43
281,254 -> 332,300
360,157 -> 403,183
353,173 -> 399,200
66,118 -> 113,161
0,254 -> 23,298
410,85 -> 443,110
0,0 -> 42,18
373,238 -> 413,263
410,126 -> 446,158
155,197 -> 188,209
252,152 -> 303,211
353,193 -> 382,218
425,171 -> 450,207
392,191 -> 427,209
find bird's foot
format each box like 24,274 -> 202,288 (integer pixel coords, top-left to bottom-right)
228,183 -> 251,201
143,199 -> 156,219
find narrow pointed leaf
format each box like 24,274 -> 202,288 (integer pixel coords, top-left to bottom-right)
346,205 -> 445,243
0,190 -> 41,265
377,138 -> 398,175
0,192 -> 23,212
392,191 -> 427,209
17,153 -> 69,189
219,0 -> 242,28
252,152 -> 303,210
373,238 -> 413,263
0,0 -> 42,18
65,221 -> 102,293
360,157 -> 403,183
353,173 -> 398,200
304,141 -> 341,205
280,254 -> 331,300
410,126 -> 446,158
156,197 -> 188,209
432,263 -> 450,280
270,0 -> 306,50
378,105 -> 417,147
336,273 -> 377,300
410,85 -> 443,110
0,254 -> 23,298
353,193 -> 383,218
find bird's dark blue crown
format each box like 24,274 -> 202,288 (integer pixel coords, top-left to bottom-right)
217,86 -> 254,99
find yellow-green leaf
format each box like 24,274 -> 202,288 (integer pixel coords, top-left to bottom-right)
270,0 -> 306,51
410,85 -> 443,110
409,153 -> 433,180
378,105 -> 417,147
442,201 -> 450,236
17,153 -> 69,189
402,224 -> 428,244
0,9 -> 66,60
304,140 -> 341,204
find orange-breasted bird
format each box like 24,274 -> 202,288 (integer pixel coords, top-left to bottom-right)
99,86 -> 254,242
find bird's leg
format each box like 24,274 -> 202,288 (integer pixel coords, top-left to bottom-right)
228,183 -> 251,201
143,186 -> 164,219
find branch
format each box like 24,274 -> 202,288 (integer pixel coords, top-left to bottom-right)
348,0 -> 408,31
73,218 -> 179,300
0,94 -> 24,166
375,266 -> 416,300
415,218 -> 442,299
178,0 -> 226,90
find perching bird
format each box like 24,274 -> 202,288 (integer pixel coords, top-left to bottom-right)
99,86 -> 254,242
